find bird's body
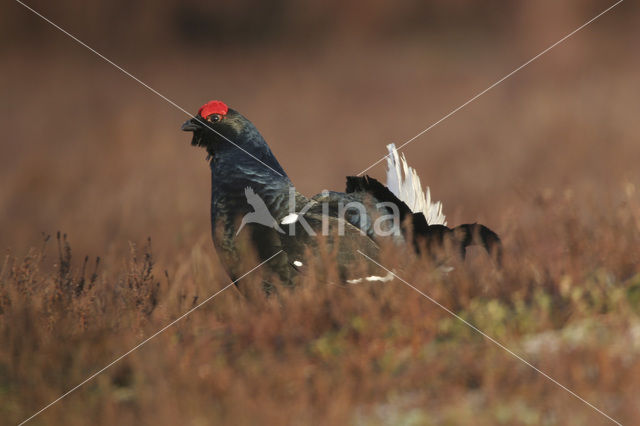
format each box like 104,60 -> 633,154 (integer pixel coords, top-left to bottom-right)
182,100 -> 501,293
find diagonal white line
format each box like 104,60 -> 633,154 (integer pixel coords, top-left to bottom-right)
356,250 -> 622,425
356,0 -> 624,176
14,0 -> 284,177
13,0 -> 625,423
18,250 -> 283,425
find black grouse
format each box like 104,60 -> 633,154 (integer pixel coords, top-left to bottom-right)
182,100 -> 501,293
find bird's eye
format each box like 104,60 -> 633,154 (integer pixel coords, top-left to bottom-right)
207,114 -> 221,123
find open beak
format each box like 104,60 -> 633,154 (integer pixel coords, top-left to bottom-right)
181,118 -> 201,132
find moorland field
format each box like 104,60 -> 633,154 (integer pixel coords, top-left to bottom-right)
1,1 -> 639,424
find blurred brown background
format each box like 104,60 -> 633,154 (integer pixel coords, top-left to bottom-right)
1,0 -> 639,263
2,2 -> 640,425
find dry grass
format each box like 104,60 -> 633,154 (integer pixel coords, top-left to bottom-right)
2,188 -> 640,425
2,2 -> 640,424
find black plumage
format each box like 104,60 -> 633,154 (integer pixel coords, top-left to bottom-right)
182,100 -> 501,293
342,176 -> 502,263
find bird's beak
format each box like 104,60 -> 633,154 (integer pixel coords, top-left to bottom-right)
181,118 -> 201,132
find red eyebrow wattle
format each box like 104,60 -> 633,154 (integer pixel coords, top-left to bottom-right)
198,100 -> 229,118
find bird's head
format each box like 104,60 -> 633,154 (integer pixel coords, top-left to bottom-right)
182,100 -> 288,177
181,100 -> 252,155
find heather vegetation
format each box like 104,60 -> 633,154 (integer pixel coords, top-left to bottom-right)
2,1 -> 639,424
2,191 -> 640,424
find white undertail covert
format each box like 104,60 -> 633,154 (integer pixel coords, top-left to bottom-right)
385,143 -> 447,225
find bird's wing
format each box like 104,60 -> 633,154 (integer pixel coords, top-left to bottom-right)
242,187 -> 255,207
244,187 -> 258,206
277,210 -> 385,283
309,176 -> 413,240
243,187 -> 269,215
246,186 -> 274,212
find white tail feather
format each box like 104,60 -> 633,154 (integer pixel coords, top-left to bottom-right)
385,143 -> 447,225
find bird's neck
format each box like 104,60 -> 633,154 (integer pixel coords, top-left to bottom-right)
209,154 -> 292,222
210,151 -> 291,189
